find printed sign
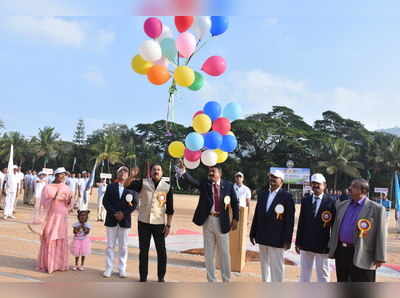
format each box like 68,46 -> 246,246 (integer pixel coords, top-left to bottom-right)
374,187 -> 388,194
100,173 -> 112,179
270,167 -> 310,185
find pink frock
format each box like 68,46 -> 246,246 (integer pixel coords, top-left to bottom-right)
37,183 -> 73,274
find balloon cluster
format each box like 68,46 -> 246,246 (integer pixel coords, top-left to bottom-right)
168,101 -> 242,169
131,16 -> 229,91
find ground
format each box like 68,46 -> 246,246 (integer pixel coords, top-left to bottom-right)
0,192 -> 399,282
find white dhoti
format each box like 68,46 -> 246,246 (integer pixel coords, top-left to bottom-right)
78,190 -> 90,211
203,216 -> 231,282
105,226 -> 129,274
4,192 -> 17,217
299,250 -> 330,282
97,194 -> 106,221
259,244 -> 285,282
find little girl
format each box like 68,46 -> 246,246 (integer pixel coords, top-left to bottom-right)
71,210 -> 91,271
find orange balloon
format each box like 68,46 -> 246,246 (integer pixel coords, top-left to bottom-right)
147,65 -> 170,85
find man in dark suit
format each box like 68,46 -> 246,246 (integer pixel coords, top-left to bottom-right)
295,173 -> 336,282
102,166 -> 138,278
177,160 -> 239,282
250,169 -> 295,282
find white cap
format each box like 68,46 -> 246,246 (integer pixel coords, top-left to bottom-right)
235,172 -> 244,177
13,165 -> 18,169
54,167 -> 67,175
38,171 -> 47,176
270,169 -> 285,181
311,173 -> 326,184
117,166 -> 129,173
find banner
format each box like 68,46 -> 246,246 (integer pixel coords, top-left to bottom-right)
270,167 -> 310,185
394,172 -> 400,212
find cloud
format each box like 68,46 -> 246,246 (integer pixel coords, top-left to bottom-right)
0,0 -> 84,16
200,69 -> 400,130
82,70 -> 106,86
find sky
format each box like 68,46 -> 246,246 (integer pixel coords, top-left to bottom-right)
1,0 -> 400,140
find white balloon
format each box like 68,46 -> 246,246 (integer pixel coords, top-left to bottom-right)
184,158 -> 200,170
139,39 -> 162,62
193,16 -> 211,40
157,25 -> 173,42
201,150 -> 218,167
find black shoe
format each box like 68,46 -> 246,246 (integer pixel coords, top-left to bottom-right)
158,278 -> 165,283
140,279 -> 147,282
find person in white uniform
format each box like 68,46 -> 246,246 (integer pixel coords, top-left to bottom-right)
34,172 -> 48,208
96,178 -> 108,222
233,172 -> 251,217
3,166 -> 19,219
0,168 -> 6,210
68,173 -> 79,209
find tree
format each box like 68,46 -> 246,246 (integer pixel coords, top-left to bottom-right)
0,132 -> 29,167
0,120 -> 4,130
73,119 -> 86,145
36,127 -> 60,168
91,132 -> 123,172
318,138 -> 364,190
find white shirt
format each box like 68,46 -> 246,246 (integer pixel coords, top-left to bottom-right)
211,180 -> 221,213
266,187 -> 281,212
68,177 -> 78,192
5,174 -> 18,193
98,183 -> 107,198
234,183 -> 251,207
312,193 -> 323,216
35,180 -> 47,199
118,183 -> 124,199
0,172 -> 5,191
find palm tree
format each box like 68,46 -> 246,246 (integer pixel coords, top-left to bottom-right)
0,120 -> 4,130
36,127 -> 60,167
0,132 -> 28,166
91,133 -> 122,172
318,138 -> 364,190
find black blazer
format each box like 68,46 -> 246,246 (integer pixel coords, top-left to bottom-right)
103,183 -> 138,228
182,173 -> 239,234
295,194 -> 336,254
250,188 -> 295,249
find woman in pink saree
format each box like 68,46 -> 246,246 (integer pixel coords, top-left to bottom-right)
33,167 -> 73,274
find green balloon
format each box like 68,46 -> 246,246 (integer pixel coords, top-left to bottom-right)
188,71 -> 204,91
160,38 -> 177,62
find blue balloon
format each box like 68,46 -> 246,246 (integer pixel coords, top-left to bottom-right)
223,102 -> 242,121
185,132 -> 204,151
204,131 -> 223,150
203,101 -> 221,121
210,16 -> 229,36
220,134 -> 237,152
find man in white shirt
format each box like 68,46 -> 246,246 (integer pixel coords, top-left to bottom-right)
3,166 -> 19,219
0,168 -> 6,210
233,172 -> 251,216
68,173 -> 79,208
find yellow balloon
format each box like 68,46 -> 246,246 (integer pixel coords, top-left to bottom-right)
174,66 -> 195,87
215,149 -> 228,163
168,141 -> 185,158
192,114 -> 212,134
131,55 -> 153,75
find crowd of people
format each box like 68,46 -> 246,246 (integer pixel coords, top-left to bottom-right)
0,162 -> 396,283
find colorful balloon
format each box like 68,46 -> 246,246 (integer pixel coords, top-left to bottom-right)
210,16 -> 229,36
192,110 -> 204,118
203,101 -> 222,121
223,102 -> 242,121
184,158 -> 200,169
139,40 -> 162,62
144,17 -> 163,39
215,149 -> 228,163
157,24 -> 173,41
160,38 -> 177,63
168,141 -> 185,158
174,66 -> 195,87
212,117 -> 231,135
184,149 -> 201,162
193,16 -> 211,40
131,55 -> 153,75
185,132 -> 204,151
201,150 -> 218,167
220,134 -> 237,152
147,65 -> 170,85
154,57 -> 169,67
188,71 -> 204,91
201,56 -> 227,76
176,32 -> 196,58
204,131 -> 223,150
174,16 -> 194,33
192,114 -> 212,134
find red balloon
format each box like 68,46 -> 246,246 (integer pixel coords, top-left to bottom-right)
212,117 -> 231,135
174,16 -> 194,33
192,110 -> 204,118
184,149 -> 201,162
201,56 -> 227,76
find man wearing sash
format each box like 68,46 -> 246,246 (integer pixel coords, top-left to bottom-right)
250,169 -> 295,282
125,164 -> 174,282
329,179 -> 386,282
295,173 -> 335,282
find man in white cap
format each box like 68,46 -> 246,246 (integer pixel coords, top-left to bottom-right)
2,166 -> 19,219
295,173 -> 336,282
250,169 -> 295,282
233,172 -> 252,217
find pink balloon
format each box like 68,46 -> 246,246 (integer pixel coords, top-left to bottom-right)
184,149 -> 201,162
144,17 -> 163,39
201,56 -> 227,76
176,32 -> 196,58
212,117 -> 231,135
154,57 -> 169,67
192,110 -> 204,118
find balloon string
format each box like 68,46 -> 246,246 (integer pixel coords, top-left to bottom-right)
166,82 -> 177,134
186,37 -> 213,66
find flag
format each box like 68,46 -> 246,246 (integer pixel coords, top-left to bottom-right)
72,157 -> 77,172
394,172 -> 400,212
83,160 -> 97,204
7,144 -> 14,174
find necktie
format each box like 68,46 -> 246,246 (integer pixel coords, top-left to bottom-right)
312,196 -> 320,217
213,183 -> 221,212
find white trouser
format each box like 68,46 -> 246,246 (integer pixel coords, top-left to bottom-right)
79,190 -> 90,211
259,244 -> 284,282
97,195 -> 106,221
203,216 -> 231,282
105,226 -> 129,273
299,250 -> 330,282
4,192 -> 17,216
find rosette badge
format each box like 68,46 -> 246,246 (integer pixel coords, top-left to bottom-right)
321,210 -> 333,227
126,194 -> 134,206
224,196 -> 231,208
275,204 -> 285,220
157,192 -> 167,207
357,218 -> 372,238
